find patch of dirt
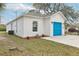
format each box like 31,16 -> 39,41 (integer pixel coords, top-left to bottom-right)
0,36 -> 7,40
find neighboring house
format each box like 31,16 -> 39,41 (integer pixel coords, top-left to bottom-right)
65,23 -> 79,35
6,11 -> 66,38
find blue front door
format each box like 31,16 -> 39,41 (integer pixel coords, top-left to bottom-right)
53,22 -> 62,36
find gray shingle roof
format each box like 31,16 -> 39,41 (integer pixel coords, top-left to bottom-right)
26,10 -> 50,17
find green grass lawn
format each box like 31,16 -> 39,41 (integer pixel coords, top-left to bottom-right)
0,31 -> 79,56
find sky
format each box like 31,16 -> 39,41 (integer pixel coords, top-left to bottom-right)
0,3 -> 33,24
1,3 -> 79,24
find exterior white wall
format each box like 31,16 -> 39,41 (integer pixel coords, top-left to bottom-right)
11,21 -> 16,34
6,23 -> 11,32
43,18 -> 50,36
15,18 -> 24,37
6,17 -> 24,38
62,23 -> 65,35
50,13 -> 65,36
51,13 -> 64,23
23,16 -> 44,37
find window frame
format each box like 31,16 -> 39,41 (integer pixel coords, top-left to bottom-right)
32,21 -> 38,32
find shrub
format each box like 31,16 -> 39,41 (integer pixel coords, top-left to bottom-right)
42,34 -> 45,37
26,36 -> 30,40
0,28 -> 6,31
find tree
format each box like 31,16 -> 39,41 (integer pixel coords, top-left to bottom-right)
33,3 -> 79,24
0,3 -> 5,11
33,3 -> 65,14
0,3 -> 5,24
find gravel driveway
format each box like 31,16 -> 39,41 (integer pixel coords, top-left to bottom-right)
42,35 -> 79,48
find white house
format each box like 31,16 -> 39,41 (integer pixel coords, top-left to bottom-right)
6,11 -> 66,38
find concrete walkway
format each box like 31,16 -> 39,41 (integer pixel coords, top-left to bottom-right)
42,35 -> 79,48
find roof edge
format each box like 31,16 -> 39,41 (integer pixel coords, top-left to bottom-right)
6,11 -> 66,25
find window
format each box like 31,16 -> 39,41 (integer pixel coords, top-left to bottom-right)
33,21 -> 38,32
